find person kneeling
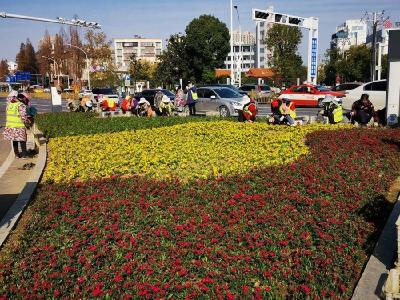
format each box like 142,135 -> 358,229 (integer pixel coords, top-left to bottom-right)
159,95 -> 174,117
238,96 -> 257,122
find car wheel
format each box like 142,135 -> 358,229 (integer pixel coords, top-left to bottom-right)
317,98 -> 324,108
219,105 -> 230,117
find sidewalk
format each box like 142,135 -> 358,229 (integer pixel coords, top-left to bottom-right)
0,127 -> 47,246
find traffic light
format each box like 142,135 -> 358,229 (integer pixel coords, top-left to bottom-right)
254,10 -> 270,20
289,17 -> 301,25
275,14 -> 282,22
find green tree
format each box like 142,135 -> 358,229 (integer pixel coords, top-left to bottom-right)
0,60 -> 9,81
153,33 -> 189,87
185,15 -> 230,83
265,24 -> 303,83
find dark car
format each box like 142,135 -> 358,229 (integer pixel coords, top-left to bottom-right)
134,89 -> 175,106
91,87 -> 120,105
331,82 -> 362,92
239,84 -> 271,95
204,84 -> 247,95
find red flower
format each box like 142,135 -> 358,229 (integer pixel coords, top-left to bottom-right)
300,285 -> 311,294
92,287 -> 103,297
242,285 -> 250,294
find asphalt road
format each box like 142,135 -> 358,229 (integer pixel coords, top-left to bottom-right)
0,97 -> 322,128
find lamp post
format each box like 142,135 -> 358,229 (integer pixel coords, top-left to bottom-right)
42,55 -> 59,85
66,43 -> 91,90
234,5 -> 242,87
230,0 -> 234,85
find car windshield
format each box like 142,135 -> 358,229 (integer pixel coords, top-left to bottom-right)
94,88 -> 115,94
214,88 -> 242,98
317,86 -> 331,91
162,90 -> 175,97
260,86 -> 270,91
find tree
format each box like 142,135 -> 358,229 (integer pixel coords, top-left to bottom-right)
16,42 -> 27,72
37,30 -> 53,79
84,30 -> 119,88
265,24 -> 303,83
153,33 -> 189,87
323,45 -> 371,85
0,60 -> 9,81
68,26 -> 85,81
16,39 -> 38,73
185,15 -> 230,83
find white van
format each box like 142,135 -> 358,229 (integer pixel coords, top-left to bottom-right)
342,80 -> 387,110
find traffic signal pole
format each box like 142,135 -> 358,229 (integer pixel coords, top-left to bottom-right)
252,8 -> 319,85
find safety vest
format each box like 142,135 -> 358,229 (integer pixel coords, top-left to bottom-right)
333,106 -> 343,123
6,102 -> 25,128
107,99 -> 115,109
279,104 -> 296,119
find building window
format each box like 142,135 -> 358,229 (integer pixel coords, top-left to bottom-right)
141,42 -> 154,47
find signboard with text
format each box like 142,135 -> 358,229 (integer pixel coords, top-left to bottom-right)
311,38 -> 317,77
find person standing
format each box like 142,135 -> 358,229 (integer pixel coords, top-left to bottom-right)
175,85 -> 185,112
186,81 -> 197,116
3,91 -> 29,159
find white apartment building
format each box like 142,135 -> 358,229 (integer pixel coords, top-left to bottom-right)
331,19 -> 367,52
112,37 -> 162,72
224,30 -> 256,72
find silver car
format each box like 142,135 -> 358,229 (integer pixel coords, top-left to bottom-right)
189,86 -> 249,117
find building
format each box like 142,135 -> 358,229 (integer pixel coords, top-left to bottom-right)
331,19 -> 367,52
366,21 -> 400,55
224,30 -> 256,72
257,22 -> 274,68
112,37 -> 162,72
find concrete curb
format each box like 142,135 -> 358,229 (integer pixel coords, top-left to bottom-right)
0,142 -> 47,247
352,196 -> 400,300
0,146 -> 13,180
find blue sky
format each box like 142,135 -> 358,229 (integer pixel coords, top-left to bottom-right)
1,0 -> 399,63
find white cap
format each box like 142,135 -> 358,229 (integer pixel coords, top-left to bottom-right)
242,95 -> 251,104
138,97 -> 147,104
162,95 -> 171,103
7,90 -> 18,98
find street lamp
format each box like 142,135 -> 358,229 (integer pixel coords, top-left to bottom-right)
42,55 -> 59,84
66,43 -> 91,90
234,5 -> 242,87
230,0 -> 234,85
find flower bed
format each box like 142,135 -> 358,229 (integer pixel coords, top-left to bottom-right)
35,112 -> 227,138
1,127 -> 400,299
43,122 -> 349,183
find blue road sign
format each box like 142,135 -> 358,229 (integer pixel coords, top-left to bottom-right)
311,38 -> 317,77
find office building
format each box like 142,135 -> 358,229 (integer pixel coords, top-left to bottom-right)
224,30 -> 256,72
331,19 -> 367,52
112,37 -> 162,72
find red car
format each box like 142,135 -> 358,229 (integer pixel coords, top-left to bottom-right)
279,84 -> 345,107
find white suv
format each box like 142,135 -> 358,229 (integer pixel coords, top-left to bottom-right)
342,80 -> 387,110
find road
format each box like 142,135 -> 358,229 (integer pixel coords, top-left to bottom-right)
0,97 -> 322,127
0,97 -> 68,127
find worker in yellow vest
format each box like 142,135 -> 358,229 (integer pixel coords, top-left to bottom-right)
279,98 -> 296,126
3,91 -> 29,159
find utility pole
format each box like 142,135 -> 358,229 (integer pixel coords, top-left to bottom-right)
362,10 -> 389,81
234,5 -> 242,87
230,0 -> 234,85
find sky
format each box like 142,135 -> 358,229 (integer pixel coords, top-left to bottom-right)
1,0 -> 399,64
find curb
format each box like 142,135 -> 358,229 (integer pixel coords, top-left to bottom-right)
352,196 -> 400,300
0,146 -> 13,180
0,141 -> 47,247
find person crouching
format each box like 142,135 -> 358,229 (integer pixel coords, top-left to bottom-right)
159,95 -> 174,116
239,96 -> 257,122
